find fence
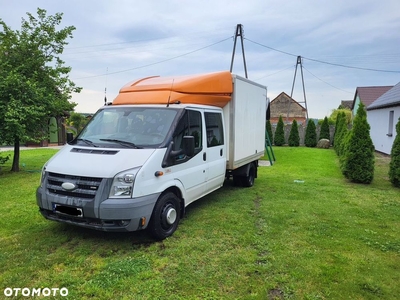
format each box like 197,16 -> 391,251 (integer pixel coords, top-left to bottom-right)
271,124 -> 336,145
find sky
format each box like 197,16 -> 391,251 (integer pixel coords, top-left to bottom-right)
2,0 -> 400,119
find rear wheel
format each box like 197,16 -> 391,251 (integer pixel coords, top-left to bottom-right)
233,175 -> 242,187
242,163 -> 256,187
149,192 -> 180,240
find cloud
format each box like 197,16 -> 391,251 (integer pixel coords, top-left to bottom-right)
2,0 -> 400,118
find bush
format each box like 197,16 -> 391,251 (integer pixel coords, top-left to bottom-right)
0,154 -> 10,171
304,119 -> 317,147
389,117 -> 400,187
274,115 -> 285,146
320,116 -> 330,140
341,103 -> 375,184
288,119 -> 300,147
334,112 -> 347,155
266,120 -> 273,145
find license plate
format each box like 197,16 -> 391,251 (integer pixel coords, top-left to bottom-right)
53,204 -> 83,217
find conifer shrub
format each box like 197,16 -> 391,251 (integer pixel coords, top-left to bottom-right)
332,112 -> 341,147
320,116 -> 330,140
288,119 -> 300,147
305,119 -> 317,147
334,112 -> 346,155
341,103 -> 374,183
266,120 -> 273,145
274,115 -> 285,146
389,117 -> 400,187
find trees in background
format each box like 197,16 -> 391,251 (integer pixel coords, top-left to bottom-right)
340,103 -> 375,184
274,115 -> 285,146
0,8 -> 80,171
266,120 -> 273,144
305,119 -> 317,147
389,117 -> 400,187
319,116 -> 330,140
288,119 -> 300,146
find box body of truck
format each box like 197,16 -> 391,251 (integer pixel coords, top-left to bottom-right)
36,71 -> 266,239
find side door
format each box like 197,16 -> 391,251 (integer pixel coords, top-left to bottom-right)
169,109 -> 207,204
204,110 -> 226,192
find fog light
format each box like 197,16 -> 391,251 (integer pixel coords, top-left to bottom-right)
118,220 -> 130,226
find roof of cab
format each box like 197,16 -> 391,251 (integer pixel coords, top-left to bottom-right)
112,71 -> 233,108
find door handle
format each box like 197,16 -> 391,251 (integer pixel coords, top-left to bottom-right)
203,152 -> 206,161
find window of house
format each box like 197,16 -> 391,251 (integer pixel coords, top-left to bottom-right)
205,112 -> 224,147
388,110 -> 394,137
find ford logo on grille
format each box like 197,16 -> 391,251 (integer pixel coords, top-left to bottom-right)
62,182 -> 77,191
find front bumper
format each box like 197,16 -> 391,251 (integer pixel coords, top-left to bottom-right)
37,187 -> 159,232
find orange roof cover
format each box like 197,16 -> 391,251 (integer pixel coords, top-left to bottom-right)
112,71 -> 233,108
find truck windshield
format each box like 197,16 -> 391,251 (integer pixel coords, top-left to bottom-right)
76,107 -> 178,148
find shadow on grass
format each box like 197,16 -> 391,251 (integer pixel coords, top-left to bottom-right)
27,178 -> 240,253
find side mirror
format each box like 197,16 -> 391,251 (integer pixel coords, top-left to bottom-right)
66,132 -> 74,143
182,136 -> 195,157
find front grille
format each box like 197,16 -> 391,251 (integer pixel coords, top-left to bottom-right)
47,172 -> 102,199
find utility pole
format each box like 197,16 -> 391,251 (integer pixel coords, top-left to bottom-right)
230,24 -> 248,78
287,56 -> 308,122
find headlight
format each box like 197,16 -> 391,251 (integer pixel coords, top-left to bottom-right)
40,163 -> 48,187
109,167 -> 141,198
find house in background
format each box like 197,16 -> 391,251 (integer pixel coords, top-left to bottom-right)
270,92 -> 307,125
351,86 -> 393,116
367,82 -> 400,155
340,100 -> 353,110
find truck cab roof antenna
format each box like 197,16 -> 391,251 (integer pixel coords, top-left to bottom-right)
166,79 -> 174,107
104,67 -> 109,106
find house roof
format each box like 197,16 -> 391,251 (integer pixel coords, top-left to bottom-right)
271,92 -> 306,110
340,100 -> 353,109
353,86 -> 393,109
367,82 -> 400,110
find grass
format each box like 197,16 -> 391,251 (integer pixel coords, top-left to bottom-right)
0,147 -> 399,299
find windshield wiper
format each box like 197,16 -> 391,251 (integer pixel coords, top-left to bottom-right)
100,139 -> 142,149
77,138 -> 99,147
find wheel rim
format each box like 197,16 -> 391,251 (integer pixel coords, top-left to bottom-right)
160,203 -> 177,229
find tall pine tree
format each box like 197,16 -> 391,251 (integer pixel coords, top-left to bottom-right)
274,115 -> 285,146
334,112 -> 347,155
319,116 -> 330,140
288,119 -> 300,147
389,117 -> 400,187
342,103 -> 375,183
266,120 -> 273,145
305,119 -> 317,147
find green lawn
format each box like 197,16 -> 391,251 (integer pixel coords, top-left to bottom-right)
0,147 -> 399,299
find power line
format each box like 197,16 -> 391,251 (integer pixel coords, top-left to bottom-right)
254,65 -> 294,80
245,38 -> 400,74
302,66 -> 353,94
302,56 -> 400,73
74,36 -> 233,80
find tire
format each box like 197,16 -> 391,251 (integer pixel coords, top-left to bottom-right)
149,192 -> 180,240
241,163 -> 255,187
233,175 -> 242,187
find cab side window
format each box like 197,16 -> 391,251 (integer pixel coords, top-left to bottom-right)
205,112 -> 224,147
172,110 -> 202,159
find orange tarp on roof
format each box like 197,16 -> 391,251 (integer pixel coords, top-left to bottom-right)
112,71 -> 233,108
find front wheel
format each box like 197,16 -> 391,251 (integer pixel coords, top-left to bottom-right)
149,192 -> 180,240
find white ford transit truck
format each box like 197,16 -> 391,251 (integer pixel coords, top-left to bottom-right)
36,71 -> 267,239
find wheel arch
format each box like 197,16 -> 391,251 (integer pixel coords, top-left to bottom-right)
160,185 -> 185,218
232,161 -> 258,178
